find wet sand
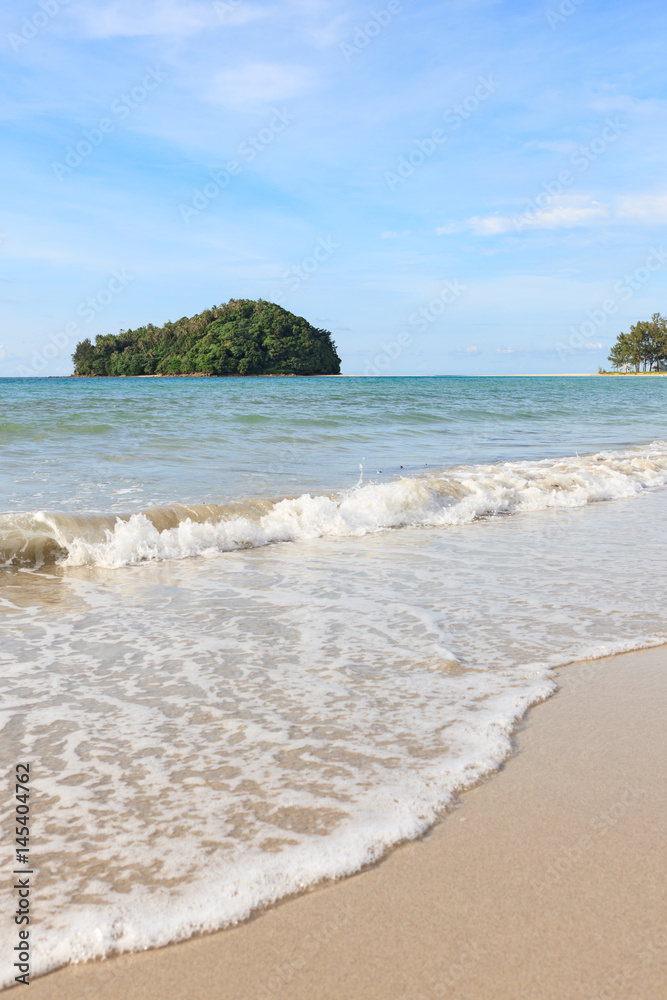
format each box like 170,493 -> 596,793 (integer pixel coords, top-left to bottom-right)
26,645 -> 667,999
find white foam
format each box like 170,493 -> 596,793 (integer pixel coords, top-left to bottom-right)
45,442 -> 667,567
2,446 -> 667,987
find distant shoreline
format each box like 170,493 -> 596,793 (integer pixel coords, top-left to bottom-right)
488,372 -> 667,377
69,372 -> 343,378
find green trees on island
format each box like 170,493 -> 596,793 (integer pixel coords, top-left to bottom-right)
72,299 -> 341,377
607,313 -> 667,372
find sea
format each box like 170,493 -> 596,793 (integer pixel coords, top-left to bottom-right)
1,374 -> 667,986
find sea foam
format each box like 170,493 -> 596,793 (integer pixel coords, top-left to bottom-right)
2,447 -> 667,987
2,443 -> 666,568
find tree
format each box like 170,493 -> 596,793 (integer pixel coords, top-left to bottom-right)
645,313 -> 667,370
607,333 -> 633,371
72,338 -> 95,375
608,314 -> 667,372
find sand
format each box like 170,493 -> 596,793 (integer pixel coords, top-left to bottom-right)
25,645 -> 667,999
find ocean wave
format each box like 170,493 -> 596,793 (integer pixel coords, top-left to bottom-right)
2,442 -> 667,568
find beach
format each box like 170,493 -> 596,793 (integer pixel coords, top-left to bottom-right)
25,644 -> 667,1000
2,376 -> 667,992
7,0 -> 667,991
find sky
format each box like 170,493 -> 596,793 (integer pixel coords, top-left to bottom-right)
2,0 -> 667,376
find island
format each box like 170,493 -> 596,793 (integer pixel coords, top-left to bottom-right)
71,299 -> 342,377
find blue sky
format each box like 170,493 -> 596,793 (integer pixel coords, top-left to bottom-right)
2,0 -> 667,375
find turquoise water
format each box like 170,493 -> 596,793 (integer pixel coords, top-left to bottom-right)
1,375 -> 666,985
2,376 -> 667,511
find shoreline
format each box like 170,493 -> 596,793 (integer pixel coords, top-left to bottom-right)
25,644 -> 667,999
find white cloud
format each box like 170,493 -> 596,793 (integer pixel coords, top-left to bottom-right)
297,10 -> 353,48
71,0 -> 270,38
616,193 -> 667,223
495,346 -> 515,354
437,197 -> 610,236
72,0 -> 210,37
521,203 -> 609,229
587,93 -> 667,116
468,215 -> 515,235
535,140 -> 577,155
207,62 -> 313,108
0,343 -> 5,359
435,221 -> 467,235
451,344 -> 480,356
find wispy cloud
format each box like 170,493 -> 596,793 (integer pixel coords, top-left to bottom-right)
616,192 -> 667,223
437,197 -> 611,235
206,62 -> 314,108
71,0 -> 213,37
70,0 -> 270,38
533,140 -> 578,155
586,92 -> 667,116
517,201 -> 609,229
296,10 -> 352,48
